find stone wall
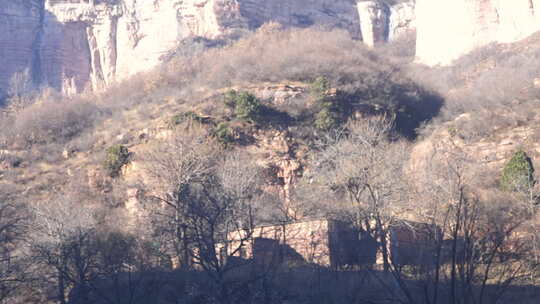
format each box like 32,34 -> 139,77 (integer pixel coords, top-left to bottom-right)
226,220 -> 333,267
224,219 -> 379,268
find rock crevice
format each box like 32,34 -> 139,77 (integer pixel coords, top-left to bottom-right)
30,0 -> 46,86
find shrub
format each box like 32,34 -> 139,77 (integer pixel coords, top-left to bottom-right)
12,95 -> 99,146
164,27 -> 398,94
500,150 -> 535,192
103,145 -> 130,178
224,90 -> 239,109
314,107 -> 339,131
310,77 -> 343,131
224,90 -> 262,122
310,76 -> 330,98
152,27 -> 437,137
169,111 -> 206,127
214,122 -> 235,145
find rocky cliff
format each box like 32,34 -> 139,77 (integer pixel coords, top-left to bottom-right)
0,0 -> 415,94
416,0 -> 540,66
0,1 -> 42,95
5,1 -> 540,94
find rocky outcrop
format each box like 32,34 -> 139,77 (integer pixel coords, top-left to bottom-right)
0,0 -> 416,94
409,111 -> 540,191
388,2 -> 416,41
416,0 -> 540,66
0,1 -> 42,94
357,1 -> 389,47
8,1 -> 540,93
357,1 -> 416,47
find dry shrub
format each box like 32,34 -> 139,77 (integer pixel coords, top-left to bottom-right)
412,37 -> 540,118
10,95 -> 100,146
1,27 -> 437,150
164,27 -> 398,92
156,26 -> 440,137
377,29 -> 417,60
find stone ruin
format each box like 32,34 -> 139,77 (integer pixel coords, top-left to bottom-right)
221,219 -> 440,269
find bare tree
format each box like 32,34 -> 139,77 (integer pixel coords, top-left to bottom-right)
0,192 -> 27,303
142,128 -> 267,303
216,150 -> 265,228
302,116 -> 410,270
142,127 -> 218,270
29,193 -> 99,304
396,146 -> 533,304
85,231 -> 164,304
502,156 -> 540,286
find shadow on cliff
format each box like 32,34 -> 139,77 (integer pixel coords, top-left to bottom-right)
2,10 -> 94,96
2,10 -> 66,97
37,11 -> 93,93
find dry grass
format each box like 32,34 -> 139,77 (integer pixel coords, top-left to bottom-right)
0,26 -> 436,153
3,92 -> 100,148
160,26 -> 414,97
411,32 -> 540,140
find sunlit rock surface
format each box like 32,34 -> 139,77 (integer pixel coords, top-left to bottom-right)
416,0 -> 540,66
0,0 -> 416,94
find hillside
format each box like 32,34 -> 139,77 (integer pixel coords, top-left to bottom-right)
0,20 -> 539,304
0,26 -> 433,217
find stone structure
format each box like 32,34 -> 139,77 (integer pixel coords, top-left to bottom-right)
224,219 -> 377,268
388,221 -> 442,266
223,218 -> 443,269
0,0 -> 415,94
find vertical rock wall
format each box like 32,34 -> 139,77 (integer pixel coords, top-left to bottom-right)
357,1 -> 390,47
10,1 -> 540,93
0,0 -> 42,93
0,0 -> 416,94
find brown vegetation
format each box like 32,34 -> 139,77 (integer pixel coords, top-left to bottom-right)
0,24 -> 538,304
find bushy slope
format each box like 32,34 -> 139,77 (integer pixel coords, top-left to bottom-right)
1,22 -> 540,304
0,27 -> 443,252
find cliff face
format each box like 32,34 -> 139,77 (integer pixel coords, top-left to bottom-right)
416,0 -> 540,66
5,1 -> 540,94
357,1 -> 416,47
0,0 -> 415,94
0,0 -> 43,94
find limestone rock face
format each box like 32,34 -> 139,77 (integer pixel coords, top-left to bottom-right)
0,0 -> 416,94
11,1 -> 540,92
357,1 -> 389,47
416,0 -> 540,66
388,2 -> 416,40
357,1 -> 416,46
0,0 -> 42,94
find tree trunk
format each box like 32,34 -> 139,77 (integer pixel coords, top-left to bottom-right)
58,269 -> 67,304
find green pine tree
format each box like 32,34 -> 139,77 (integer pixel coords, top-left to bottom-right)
500,150 -> 535,192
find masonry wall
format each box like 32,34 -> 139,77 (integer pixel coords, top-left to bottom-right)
225,219 -> 381,268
